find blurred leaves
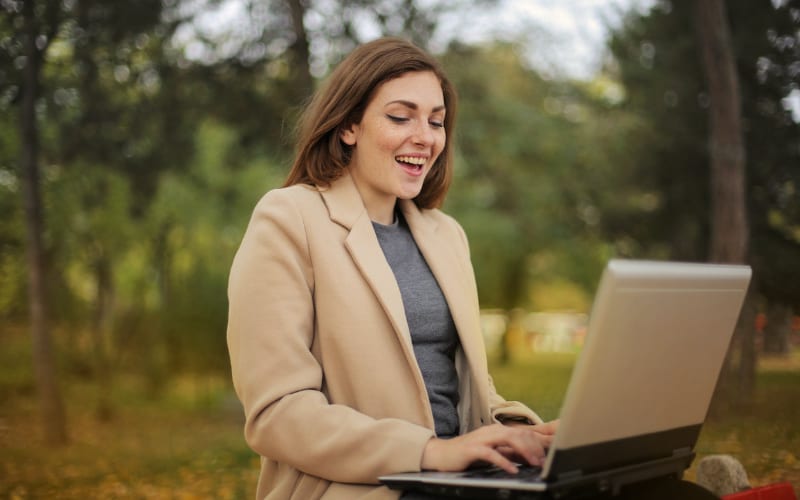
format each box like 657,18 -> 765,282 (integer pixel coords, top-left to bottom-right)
605,0 -> 800,276
1,0 -> 799,436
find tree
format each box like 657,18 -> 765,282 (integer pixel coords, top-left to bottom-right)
284,0 -> 313,99
694,0 -> 753,403
440,42 -> 616,361
762,302 -> 792,355
605,0 -> 800,407
4,0 -> 199,422
15,0 -> 68,445
172,0 -> 499,161
694,0 -> 748,264
737,0 -> 800,359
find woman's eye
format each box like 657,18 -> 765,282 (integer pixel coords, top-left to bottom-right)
386,114 -> 443,129
386,114 -> 409,123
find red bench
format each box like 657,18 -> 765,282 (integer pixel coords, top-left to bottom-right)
723,483 -> 797,500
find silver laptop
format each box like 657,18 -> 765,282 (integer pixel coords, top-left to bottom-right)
380,259 -> 752,499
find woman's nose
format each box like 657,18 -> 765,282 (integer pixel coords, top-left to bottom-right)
412,121 -> 435,146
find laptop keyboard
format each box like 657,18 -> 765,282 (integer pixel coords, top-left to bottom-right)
462,465 -> 543,481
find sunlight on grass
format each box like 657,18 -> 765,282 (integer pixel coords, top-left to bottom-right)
0,374 -> 256,499
690,360 -> 800,492
2,343 -> 798,498
489,351 -> 577,422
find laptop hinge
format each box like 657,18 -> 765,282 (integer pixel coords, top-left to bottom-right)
672,447 -> 692,457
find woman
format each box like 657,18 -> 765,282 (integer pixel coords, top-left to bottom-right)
227,37 -> 555,499
226,37 -> 718,500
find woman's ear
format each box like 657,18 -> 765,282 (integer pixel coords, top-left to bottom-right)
340,124 -> 358,146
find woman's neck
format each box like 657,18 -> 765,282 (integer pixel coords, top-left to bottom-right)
366,201 -> 397,225
349,174 -> 398,225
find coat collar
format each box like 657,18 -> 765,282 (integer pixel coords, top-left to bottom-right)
319,172 -> 418,364
317,171 -> 369,231
318,171 -> 440,234
318,172 -> 485,408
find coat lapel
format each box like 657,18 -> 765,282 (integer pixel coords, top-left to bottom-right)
320,174 -> 489,427
319,174 -> 415,358
399,200 -> 488,381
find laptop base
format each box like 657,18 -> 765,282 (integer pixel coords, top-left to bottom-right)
382,452 -> 694,499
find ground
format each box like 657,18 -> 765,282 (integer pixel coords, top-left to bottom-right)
1,351 -> 798,498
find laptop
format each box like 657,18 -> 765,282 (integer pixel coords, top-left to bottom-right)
380,259 -> 752,499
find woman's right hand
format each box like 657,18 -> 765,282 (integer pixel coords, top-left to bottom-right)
420,423 -> 553,474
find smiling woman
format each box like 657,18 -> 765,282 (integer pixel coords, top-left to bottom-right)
226,37 -> 553,500
340,71 -> 447,224
283,37 -> 458,209
225,36 -> 726,500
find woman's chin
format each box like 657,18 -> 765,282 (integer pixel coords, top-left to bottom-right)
397,190 -> 423,202
396,182 -> 425,201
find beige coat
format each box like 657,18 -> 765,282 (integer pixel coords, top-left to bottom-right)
227,172 -> 541,499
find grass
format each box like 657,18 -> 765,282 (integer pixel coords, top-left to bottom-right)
1,375 -> 258,499
1,343 -> 798,498
489,350 -> 800,497
690,355 -> 800,491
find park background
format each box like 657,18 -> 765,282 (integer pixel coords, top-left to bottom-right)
2,0 -> 799,497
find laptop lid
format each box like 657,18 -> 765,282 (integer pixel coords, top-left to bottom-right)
542,259 -> 751,480
380,259 -> 751,496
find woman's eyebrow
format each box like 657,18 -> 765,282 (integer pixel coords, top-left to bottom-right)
386,99 -> 446,112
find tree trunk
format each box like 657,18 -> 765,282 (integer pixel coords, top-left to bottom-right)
92,255 -> 115,420
763,301 -> 792,355
145,223 -> 172,398
694,0 -> 753,409
20,0 -> 68,445
284,0 -> 313,100
695,1 -> 748,263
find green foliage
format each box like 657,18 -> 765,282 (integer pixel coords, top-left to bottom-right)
0,0 -> 666,395
3,0 -> 799,446
605,0 -> 800,279
135,120 -> 281,374
0,181 -> 25,319
601,4 -> 710,261
442,42 -> 623,309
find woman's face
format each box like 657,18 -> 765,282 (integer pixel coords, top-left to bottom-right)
341,70 -> 446,223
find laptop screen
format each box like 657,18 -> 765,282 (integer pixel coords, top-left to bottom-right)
543,260 -> 751,478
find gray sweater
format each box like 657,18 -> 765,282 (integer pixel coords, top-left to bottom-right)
373,213 -> 461,439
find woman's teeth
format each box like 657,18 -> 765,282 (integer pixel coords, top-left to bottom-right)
396,156 -> 426,166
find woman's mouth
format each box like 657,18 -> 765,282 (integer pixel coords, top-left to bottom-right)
395,155 -> 427,176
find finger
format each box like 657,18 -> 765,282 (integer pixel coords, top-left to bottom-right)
475,425 -> 548,468
496,445 -> 524,463
477,447 -> 520,474
533,432 -> 555,449
492,428 -> 545,467
532,420 -> 559,435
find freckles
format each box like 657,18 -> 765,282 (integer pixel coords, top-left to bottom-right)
377,127 -> 407,150
435,135 -> 446,156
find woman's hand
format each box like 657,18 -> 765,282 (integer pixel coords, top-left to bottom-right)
531,419 -> 559,436
420,423 -> 554,474
495,419 -> 559,465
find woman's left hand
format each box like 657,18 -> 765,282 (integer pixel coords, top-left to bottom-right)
496,419 -> 559,464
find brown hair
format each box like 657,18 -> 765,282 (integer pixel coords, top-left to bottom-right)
283,37 -> 457,209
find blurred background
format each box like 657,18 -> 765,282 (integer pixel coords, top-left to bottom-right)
2,0 -> 799,497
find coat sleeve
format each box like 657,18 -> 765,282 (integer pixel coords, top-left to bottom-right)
227,189 -> 433,484
488,380 -> 544,425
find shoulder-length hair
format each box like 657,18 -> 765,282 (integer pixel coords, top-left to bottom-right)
283,37 -> 457,209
